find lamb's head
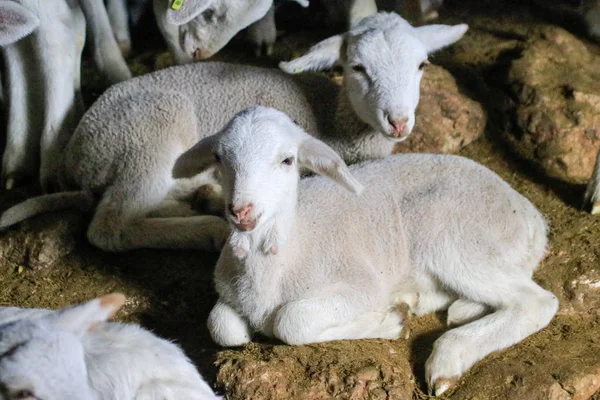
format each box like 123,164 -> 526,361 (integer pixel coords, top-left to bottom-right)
162,0 -> 272,61
173,107 -> 363,238
0,294 -> 125,400
0,1 -> 40,46
280,12 -> 468,141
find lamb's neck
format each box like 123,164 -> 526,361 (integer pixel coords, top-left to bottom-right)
332,85 -> 395,163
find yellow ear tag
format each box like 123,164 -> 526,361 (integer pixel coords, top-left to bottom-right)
294,67 -> 302,73
171,0 -> 184,10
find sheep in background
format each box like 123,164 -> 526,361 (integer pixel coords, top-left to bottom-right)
154,0 -> 309,63
0,12 -> 467,253
0,294 -> 221,399
158,0 -> 444,62
0,0 -> 132,193
193,106 -> 558,396
584,148 -> 600,214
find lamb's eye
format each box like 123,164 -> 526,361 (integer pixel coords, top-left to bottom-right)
213,153 -> 221,163
13,389 -> 35,399
419,60 -> 430,70
282,157 -> 294,166
351,64 -> 366,73
202,8 -> 215,21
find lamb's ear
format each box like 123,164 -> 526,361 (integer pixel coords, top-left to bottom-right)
298,138 -> 364,195
173,134 -> 218,179
279,34 -> 345,74
0,1 -> 40,46
412,23 -> 468,54
49,294 -> 126,337
166,0 -> 213,25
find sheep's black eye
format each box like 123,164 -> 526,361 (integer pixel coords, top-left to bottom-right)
213,153 -> 221,163
202,8 -> 215,21
13,390 -> 34,399
419,60 -> 429,70
282,157 -> 294,166
351,64 -> 366,73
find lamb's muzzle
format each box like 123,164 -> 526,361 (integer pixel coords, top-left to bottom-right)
228,203 -> 257,231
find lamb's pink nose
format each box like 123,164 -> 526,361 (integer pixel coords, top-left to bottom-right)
193,48 -> 203,60
230,203 -> 254,223
388,116 -> 408,138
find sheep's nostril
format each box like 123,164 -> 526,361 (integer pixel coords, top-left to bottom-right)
231,203 -> 254,223
387,116 -> 408,138
193,48 -> 203,60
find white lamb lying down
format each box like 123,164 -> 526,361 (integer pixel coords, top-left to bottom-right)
585,148 -> 600,215
0,294 -> 221,400
179,106 -> 559,396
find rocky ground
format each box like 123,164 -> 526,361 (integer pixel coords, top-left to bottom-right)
1,0 -> 600,399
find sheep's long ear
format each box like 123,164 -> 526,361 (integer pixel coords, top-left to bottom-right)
0,1 -> 40,46
412,23 -> 468,54
173,134 -> 218,179
298,138 -> 364,195
48,294 -> 126,337
166,0 -> 213,25
279,34 -> 345,74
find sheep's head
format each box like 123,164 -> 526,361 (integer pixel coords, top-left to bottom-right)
173,107 -> 363,237
0,294 -> 125,400
280,12 -> 469,142
162,0 -> 272,61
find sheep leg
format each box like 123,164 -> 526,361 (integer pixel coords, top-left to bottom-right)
34,11 -> 82,193
272,283 -> 405,345
79,0 -> 132,83
446,298 -> 490,327
425,279 -> 558,396
1,40 -> 40,189
584,148 -> 600,215
208,300 -> 252,347
106,0 -> 132,56
145,199 -> 198,218
87,177 -> 228,252
348,0 -> 378,28
247,5 -> 276,57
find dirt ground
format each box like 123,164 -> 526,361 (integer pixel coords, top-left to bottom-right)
1,0 -> 599,399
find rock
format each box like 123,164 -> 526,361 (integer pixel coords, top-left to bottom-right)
394,65 -> 487,155
216,340 -> 414,400
506,26 -> 600,184
0,211 -> 86,271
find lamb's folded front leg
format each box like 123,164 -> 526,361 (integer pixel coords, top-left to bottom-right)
208,300 -> 253,347
272,282 -> 404,345
584,148 -> 600,215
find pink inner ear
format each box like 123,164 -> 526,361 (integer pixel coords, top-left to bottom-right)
98,293 -> 126,320
0,3 -> 39,45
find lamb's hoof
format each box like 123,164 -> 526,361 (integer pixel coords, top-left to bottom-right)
430,376 -> 459,397
254,42 -> 274,57
592,201 -> 600,215
4,177 -> 14,190
118,40 -> 132,58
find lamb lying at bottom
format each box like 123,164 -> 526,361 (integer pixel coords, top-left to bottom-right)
180,106 -> 559,396
585,148 -> 600,215
0,294 -> 221,400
